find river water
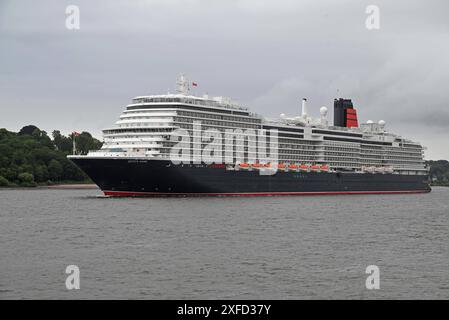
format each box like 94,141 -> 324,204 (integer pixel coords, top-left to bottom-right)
1,187 -> 448,299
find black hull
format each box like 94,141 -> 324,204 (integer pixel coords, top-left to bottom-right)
69,158 -> 431,197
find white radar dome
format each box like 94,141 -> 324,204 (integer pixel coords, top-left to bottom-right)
378,120 -> 386,126
320,106 -> 328,116
367,120 -> 374,124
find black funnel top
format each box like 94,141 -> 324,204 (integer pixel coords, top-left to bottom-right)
334,98 -> 354,127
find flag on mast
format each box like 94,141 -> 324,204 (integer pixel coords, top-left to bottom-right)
192,82 -> 198,87
72,131 -> 80,155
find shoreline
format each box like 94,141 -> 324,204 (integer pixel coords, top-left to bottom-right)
45,183 -> 99,190
0,183 -> 99,190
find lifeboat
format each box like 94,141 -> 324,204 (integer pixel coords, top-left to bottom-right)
362,166 -> 375,173
299,164 -> 309,171
288,164 -> 298,170
263,163 -> 272,168
239,163 -> 250,169
252,163 -> 263,169
320,165 -> 329,172
277,163 -> 286,170
310,165 -> 320,171
384,166 -> 394,173
375,167 -> 385,173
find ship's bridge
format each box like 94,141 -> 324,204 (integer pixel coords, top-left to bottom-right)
131,94 -> 248,112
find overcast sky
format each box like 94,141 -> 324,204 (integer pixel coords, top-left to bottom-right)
1,0 -> 448,159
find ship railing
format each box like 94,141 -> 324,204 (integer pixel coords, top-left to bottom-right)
86,150 -> 150,157
132,96 -> 249,111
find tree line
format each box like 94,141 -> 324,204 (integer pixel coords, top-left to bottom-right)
426,160 -> 449,186
0,125 -> 102,187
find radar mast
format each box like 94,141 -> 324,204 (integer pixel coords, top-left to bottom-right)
176,74 -> 189,95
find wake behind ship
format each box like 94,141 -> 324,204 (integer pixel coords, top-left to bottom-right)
68,75 -> 431,196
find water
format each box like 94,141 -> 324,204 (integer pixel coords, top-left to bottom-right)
1,187 -> 448,299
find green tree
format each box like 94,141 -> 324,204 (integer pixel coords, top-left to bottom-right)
52,130 -> 72,153
0,128 -> 14,140
48,159 -> 63,181
74,131 -> 102,155
1,166 -> 18,181
18,172 -> 36,187
18,172 -> 34,182
0,175 -> 9,186
34,164 -> 49,182
18,125 -> 40,136
0,126 -> 100,185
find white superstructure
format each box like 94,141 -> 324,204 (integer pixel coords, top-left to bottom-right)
87,75 -> 427,175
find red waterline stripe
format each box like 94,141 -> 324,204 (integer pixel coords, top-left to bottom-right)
103,190 -> 429,197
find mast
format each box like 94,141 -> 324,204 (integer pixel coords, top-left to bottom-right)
176,74 -> 189,95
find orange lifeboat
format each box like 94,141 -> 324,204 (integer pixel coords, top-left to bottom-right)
239,163 -> 250,169
252,163 -> 263,169
288,164 -> 298,170
320,165 -> 329,171
263,163 -> 271,168
310,165 -> 320,171
277,163 -> 286,170
299,164 -> 309,171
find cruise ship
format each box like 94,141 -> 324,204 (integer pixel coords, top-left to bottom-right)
68,75 -> 431,196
